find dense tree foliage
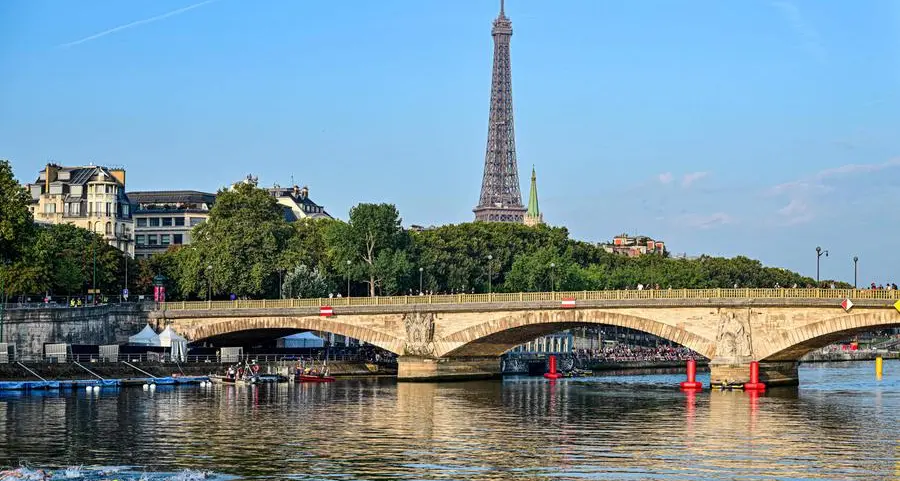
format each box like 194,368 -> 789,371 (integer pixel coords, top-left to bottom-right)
1,163 -> 843,302
4,223 -> 132,300
0,160 -> 34,263
175,182 -> 293,298
325,203 -> 411,297
282,264 -> 328,299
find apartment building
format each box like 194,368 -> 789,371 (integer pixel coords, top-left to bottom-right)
126,191 -> 215,259
26,164 -> 134,255
601,233 -> 666,257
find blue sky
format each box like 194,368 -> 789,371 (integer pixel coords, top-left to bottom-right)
1,0 -> 899,284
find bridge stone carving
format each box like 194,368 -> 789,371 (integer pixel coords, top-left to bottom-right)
151,290 -> 900,385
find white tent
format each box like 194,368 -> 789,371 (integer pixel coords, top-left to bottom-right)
159,326 -> 189,362
279,332 -> 325,349
158,326 -> 188,348
128,325 -> 161,346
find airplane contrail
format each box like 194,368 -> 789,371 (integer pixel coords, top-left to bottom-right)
58,0 -> 219,48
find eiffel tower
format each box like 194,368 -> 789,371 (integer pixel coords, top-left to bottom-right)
473,0 -> 526,223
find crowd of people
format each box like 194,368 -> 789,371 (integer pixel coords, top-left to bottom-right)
573,344 -> 701,362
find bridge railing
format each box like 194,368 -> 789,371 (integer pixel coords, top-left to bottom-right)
159,288 -> 900,311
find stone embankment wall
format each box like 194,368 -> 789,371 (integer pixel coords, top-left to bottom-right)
2,304 -> 151,358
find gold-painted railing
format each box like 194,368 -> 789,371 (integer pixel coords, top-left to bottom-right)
159,288 -> 900,311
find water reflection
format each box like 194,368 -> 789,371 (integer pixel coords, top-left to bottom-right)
0,361 -> 896,480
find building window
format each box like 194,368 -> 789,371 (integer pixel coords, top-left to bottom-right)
136,235 -> 146,246
105,185 -> 111,194
173,234 -> 183,244
161,234 -> 171,245
44,203 -> 56,214
105,203 -> 111,216
174,217 -> 185,227
162,217 -> 173,227
149,218 -> 160,227
122,204 -> 129,216
95,202 -> 102,214
137,218 -> 147,227
148,235 -> 158,246
105,222 -> 112,235
190,217 -> 205,226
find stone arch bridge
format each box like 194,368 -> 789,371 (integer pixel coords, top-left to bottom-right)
152,289 -> 900,385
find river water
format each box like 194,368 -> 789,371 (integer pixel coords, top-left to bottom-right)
1,361 -> 897,480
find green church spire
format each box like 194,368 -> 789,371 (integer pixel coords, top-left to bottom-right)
524,166 -> 543,226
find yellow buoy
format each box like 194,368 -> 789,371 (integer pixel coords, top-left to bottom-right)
875,356 -> 883,379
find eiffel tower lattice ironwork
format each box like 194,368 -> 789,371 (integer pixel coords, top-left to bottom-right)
473,0 -> 526,223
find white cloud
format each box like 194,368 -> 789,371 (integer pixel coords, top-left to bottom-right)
777,199 -> 814,225
657,172 -> 674,184
681,171 -> 709,188
767,158 -> 900,226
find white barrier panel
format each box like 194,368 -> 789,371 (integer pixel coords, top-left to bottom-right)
0,343 -> 9,364
44,343 -> 68,363
99,344 -> 119,362
220,347 -> 243,363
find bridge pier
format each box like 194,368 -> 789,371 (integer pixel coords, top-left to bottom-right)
709,361 -> 799,387
397,356 -> 502,382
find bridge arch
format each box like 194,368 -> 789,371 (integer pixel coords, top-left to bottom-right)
434,309 -> 718,359
164,316 -> 406,355
758,310 -> 900,361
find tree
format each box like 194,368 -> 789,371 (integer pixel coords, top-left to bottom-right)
5,224 -> 128,299
282,264 -> 328,299
504,246 -> 582,292
326,204 -> 410,297
281,218 -> 335,275
412,222 -> 571,293
0,160 -> 33,263
136,247 -> 183,299
186,183 -> 293,298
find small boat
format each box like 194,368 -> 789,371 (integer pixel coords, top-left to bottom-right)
296,373 -> 335,383
209,374 -> 287,385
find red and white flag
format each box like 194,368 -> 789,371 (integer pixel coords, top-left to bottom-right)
320,306 -> 334,317
560,298 -> 576,309
841,299 -> 853,312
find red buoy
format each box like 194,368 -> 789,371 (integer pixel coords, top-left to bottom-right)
680,359 -> 703,390
543,355 -> 563,380
743,361 -> 766,391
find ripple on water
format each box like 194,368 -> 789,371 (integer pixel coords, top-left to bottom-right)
0,362 -> 897,480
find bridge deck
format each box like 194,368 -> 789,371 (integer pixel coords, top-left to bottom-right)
159,288 -> 900,312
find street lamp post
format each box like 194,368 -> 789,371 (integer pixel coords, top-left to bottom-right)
278,269 -> 283,299
550,262 -> 556,292
0,259 -> 7,343
815,246 -> 828,284
206,265 -> 212,301
123,253 -> 128,302
346,260 -> 351,297
487,255 -> 493,294
418,267 -> 423,294
92,240 -> 97,304
853,256 -> 858,289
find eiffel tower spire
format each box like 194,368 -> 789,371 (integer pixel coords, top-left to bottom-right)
473,0 -> 525,223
